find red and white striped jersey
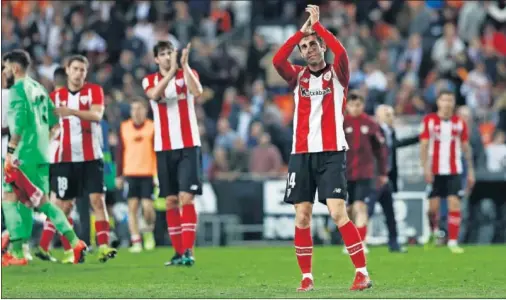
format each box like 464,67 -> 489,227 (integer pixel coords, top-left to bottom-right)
419,113 -> 469,175
50,83 -> 104,163
290,66 -> 348,153
142,70 -> 201,152
272,22 -> 350,154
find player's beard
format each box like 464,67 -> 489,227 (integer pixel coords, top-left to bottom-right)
5,74 -> 14,88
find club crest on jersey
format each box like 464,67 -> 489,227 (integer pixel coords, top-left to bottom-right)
361,125 -> 369,134
345,127 -> 353,133
176,79 -> 185,87
300,87 -> 331,98
301,77 -> 309,83
80,96 -> 89,105
178,93 -> 186,100
323,71 -> 332,81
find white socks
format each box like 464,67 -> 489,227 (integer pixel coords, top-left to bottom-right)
356,267 -> 368,276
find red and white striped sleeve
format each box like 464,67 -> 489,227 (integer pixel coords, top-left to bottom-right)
91,84 -> 104,106
419,115 -> 431,140
460,119 -> 469,142
142,74 -> 155,93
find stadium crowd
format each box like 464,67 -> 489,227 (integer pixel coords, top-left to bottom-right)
2,0 -> 506,182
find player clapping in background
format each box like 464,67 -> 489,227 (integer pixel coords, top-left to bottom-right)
116,98 -> 157,253
273,5 -> 372,292
142,41 -> 203,266
343,92 -> 388,254
420,91 -> 475,253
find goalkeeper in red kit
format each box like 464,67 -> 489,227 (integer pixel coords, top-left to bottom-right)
272,5 -> 372,292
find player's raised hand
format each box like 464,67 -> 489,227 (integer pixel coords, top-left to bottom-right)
180,43 -> 191,68
305,5 -> 320,25
300,17 -> 312,34
170,49 -> 178,71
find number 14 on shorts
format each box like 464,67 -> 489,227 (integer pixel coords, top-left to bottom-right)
286,172 -> 296,197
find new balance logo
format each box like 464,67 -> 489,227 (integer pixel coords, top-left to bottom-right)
333,188 -> 341,194
190,185 -> 198,191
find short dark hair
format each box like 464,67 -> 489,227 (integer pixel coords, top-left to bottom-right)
54,67 -> 66,80
153,41 -> 174,57
348,91 -> 365,103
53,66 -> 67,87
2,49 -> 31,70
297,32 -> 324,51
131,97 -> 147,107
437,90 -> 454,100
66,54 -> 89,68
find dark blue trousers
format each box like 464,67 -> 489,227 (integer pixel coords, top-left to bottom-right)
368,182 -> 398,246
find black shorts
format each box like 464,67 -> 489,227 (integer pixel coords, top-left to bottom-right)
156,147 -> 203,198
347,179 -> 373,205
105,190 -> 116,206
428,175 -> 463,198
50,160 -> 105,200
284,151 -> 347,205
126,176 -> 154,200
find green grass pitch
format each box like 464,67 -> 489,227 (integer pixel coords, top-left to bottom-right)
2,245 -> 505,298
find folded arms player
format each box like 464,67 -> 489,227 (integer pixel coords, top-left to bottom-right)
37,55 -> 117,263
272,5 -> 372,292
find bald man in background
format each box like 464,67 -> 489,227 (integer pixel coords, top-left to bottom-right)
371,105 -> 419,252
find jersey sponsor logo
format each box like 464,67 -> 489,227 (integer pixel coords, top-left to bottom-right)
323,71 -> 332,81
80,96 -> 89,105
176,79 -> 185,87
300,87 -> 331,98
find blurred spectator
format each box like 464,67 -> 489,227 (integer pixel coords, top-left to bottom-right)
121,25 -> 147,59
172,1 -> 196,47
229,137 -> 249,174
247,33 -> 269,83
112,50 -> 137,87
215,118 -> 237,150
260,44 -> 290,94
467,37 -> 484,66
495,94 -> 506,134
457,106 -> 486,167
397,33 -> 422,74
208,147 -> 231,180
1,17 -> 21,53
485,130 -> 506,173
357,24 -> 379,62
250,79 -> 266,117
349,59 -> 366,89
432,23 -> 465,77
461,62 -> 492,115
37,55 -> 59,82
458,2 -> 487,43
249,133 -> 283,177
248,121 -> 264,148
364,62 -> 388,92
